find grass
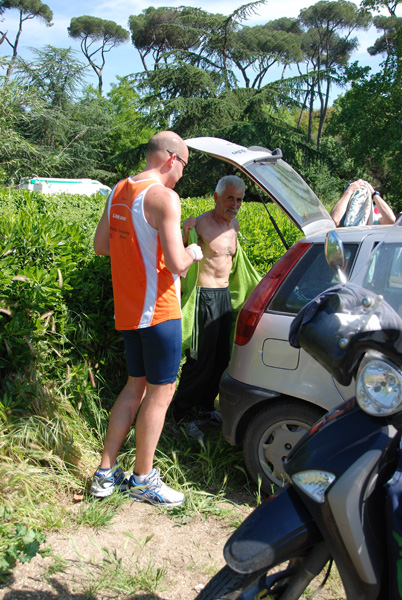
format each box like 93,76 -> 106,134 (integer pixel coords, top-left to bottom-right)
73,496 -> 123,529
0,404 -> 257,594
67,533 -> 166,599
0,391 -> 256,526
44,555 -> 69,577
2,412 -> 346,597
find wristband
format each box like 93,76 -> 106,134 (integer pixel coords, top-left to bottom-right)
372,190 -> 380,198
187,247 -> 197,262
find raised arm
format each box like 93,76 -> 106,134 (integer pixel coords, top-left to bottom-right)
368,184 -> 396,224
330,180 -> 366,227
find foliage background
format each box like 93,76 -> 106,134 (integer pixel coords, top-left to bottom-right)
1,0 -> 401,212
0,187 -> 302,421
0,187 -> 303,579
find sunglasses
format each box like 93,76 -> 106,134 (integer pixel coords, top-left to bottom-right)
166,149 -> 188,169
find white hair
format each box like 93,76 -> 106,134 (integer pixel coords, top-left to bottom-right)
215,175 -> 245,197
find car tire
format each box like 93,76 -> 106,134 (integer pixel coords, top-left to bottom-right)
243,399 -> 325,495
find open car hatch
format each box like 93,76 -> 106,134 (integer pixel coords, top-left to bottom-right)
185,137 -> 335,237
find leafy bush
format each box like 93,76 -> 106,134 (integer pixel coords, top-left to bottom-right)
0,190 -> 119,420
0,507 -> 47,583
0,189 -> 300,422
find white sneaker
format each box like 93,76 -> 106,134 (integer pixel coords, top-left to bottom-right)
128,469 -> 185,506
90,463 -> 129,498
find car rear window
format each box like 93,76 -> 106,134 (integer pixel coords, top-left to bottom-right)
268,243 -> 358,314
246,161 -> 333,233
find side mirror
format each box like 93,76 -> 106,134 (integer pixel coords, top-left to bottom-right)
325,230 -> 347,283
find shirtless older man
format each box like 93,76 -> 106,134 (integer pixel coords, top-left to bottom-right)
172,175 -> 245,436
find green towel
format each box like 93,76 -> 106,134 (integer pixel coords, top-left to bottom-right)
181,228 -> 262,356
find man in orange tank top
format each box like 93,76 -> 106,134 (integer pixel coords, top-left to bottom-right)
90,131 -> 203,506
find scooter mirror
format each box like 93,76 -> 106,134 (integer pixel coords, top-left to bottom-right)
325,230 -> 347,283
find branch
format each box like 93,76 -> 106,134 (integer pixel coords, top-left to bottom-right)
226,0 -> 268,25
53,130 -> 87,160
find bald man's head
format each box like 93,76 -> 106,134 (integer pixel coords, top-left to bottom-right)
146,131 -> 187,163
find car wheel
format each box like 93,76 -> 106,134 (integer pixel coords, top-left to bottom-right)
243,400 -> 325,495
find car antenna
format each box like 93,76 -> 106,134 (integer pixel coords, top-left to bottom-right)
254,184 -> 289,250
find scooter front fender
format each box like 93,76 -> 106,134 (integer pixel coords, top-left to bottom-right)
224,485 -> 322,574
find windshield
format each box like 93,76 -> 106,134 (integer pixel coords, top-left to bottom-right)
244,159 -> 333,236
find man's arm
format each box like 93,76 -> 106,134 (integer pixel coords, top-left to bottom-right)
94,198 -> 110,256
330,180 -> 365,227
367,183 -> 396,224
151,187 -> 202,273
182,215 -> 197,246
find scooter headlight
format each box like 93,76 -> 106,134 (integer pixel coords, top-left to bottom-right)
291,470 -> 336,503
356,358 -> 402,416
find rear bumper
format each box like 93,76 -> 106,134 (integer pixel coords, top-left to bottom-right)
219,369 -> 280,445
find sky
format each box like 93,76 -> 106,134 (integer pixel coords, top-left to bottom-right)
0,0 -> 392,97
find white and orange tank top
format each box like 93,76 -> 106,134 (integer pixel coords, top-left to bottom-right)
107,177 -> 181,330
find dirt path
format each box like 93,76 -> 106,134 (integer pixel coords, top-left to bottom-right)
0,496 -> 344,600
0,498 -> 250,600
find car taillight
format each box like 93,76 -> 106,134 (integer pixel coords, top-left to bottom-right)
234,241 -> 312,346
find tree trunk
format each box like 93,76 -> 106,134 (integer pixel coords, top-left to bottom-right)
317,75 -> 331,148
307,81 -> 315,143
298,89 -> 309,130
5,12 -> 23,83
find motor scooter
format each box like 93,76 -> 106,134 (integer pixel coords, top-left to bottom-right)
195,219 -> 402,600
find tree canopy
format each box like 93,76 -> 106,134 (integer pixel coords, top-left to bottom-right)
68,16 -> 129,94
327,33 -> 402,211
0,0 -> 53,80
360,0 -> 402,16
297,0 -> 371,145
0,0 -> 402,210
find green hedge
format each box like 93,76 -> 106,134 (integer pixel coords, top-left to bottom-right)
0,189 -> 301,422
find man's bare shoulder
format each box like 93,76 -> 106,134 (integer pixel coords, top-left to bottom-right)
195,210 -> 213,230
143,183 -> 180,229
146,184 -> 179,206
196,210 -> 213,222
128,173 -> 178,203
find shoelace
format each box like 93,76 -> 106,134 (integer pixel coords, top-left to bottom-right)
133,469 -> 163,489
147,470 -> 164,488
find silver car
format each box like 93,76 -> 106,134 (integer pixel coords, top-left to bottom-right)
186,136 -> 393,494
